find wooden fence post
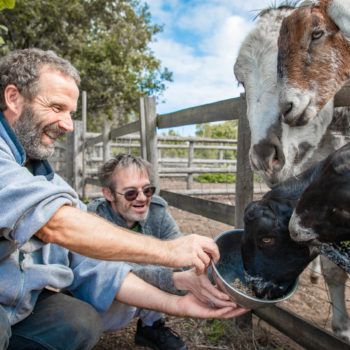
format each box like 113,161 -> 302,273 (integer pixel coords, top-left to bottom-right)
219,142 -> 223,160
235,93 -> 253,228
103,123 -> 111,163
234,93 -> 254,329
65,120 -> 84,198
187,141 -> 194,190
65,132 -> 74,188
142,97 -> 160,192
139,97 -> 148,160
82,91 -> 87,199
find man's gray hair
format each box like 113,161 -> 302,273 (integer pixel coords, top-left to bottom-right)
98,154 -> 151,191
0,48 -> 80,110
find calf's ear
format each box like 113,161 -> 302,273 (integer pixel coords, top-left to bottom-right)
327,0 -> 350,39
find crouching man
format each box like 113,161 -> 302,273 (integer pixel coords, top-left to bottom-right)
0,48 -> 248,350
88,154 -> 233,350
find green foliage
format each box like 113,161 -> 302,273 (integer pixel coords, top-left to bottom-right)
195,173 -> 264,183
194,173 -> 236,183
254,174 -> 264,183
0,0 -> 15,10
0,24 -> 7,45
160,129 -> 187,158
196,120 -> 238,139
0,0 -> 172,130
0,0 -> 13,46
195,121 -> 238,160
202,319 -> 230,344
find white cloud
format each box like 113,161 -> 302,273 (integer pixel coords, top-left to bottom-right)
144,0 -> 274,127
176,4 -> 229,33
200,15 -> 253,57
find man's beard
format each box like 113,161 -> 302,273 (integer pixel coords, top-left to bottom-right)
112,196 -> 150,224
13,104 -> 66,160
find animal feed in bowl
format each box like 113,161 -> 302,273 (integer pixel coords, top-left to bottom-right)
230,278 -> 256,298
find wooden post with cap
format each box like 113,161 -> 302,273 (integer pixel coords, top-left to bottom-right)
140,96 -> 160,193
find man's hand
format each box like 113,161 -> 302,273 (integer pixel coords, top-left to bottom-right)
116,272 -> 249,320
37,207 -> 218,271
173,269 -> 232,308
165,235 -> 220,274
176,292 -> 249,319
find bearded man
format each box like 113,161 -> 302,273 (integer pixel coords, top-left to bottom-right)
0,49 -> 246,350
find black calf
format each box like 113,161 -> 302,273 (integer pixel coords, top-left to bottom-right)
242,163 -> 323,299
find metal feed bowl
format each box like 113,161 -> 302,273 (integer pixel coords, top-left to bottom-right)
211,229 -> 298,309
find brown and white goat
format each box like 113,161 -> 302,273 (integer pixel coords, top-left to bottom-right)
277,0 -> 350,126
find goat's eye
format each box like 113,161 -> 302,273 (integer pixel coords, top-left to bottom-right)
311,30 -> 324,40
261,237 -> 275,247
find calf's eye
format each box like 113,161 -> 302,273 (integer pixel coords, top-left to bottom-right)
261,237 -> 275,247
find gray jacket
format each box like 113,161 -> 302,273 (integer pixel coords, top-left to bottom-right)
0,111 -> 131,325
88,197 -> 186,295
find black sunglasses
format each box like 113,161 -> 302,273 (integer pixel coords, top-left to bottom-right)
116,186 -> 156,201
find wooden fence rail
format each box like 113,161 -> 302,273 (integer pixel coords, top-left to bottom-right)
51,82 -> 350,350
53,133 -> 240,192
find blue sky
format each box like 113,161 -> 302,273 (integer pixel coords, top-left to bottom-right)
145,0 -> 275,136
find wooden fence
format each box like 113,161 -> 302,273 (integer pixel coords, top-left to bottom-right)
52,93 -> 251,227
50,83 -> 350,350
60,133 -> 240,193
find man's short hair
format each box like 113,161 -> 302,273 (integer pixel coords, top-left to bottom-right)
98,154 -> 151,191
0,48 -> 80,110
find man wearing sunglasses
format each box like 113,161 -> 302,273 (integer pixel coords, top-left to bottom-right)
88,154 -> 235,350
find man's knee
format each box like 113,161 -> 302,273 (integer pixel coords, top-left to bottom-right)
0,305 -> 11,350
43,292 -> 104,349
11,291 -> 103,350
66,297 -> 104,349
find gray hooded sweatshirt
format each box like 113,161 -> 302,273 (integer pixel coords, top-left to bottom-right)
0,111 -> 131,326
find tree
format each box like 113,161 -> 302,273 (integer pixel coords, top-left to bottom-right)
0,0 -> 14,45
0,0 -> 172,130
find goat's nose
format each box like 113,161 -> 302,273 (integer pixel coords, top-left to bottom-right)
280,101 -> 293,118
280,99 -> 310,127
250,141 -> 285,174
279,96 -> 298,126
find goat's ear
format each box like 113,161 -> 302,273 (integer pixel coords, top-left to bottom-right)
327,0 -> 350,39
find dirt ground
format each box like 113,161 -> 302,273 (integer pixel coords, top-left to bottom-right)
92,178 -> 350,350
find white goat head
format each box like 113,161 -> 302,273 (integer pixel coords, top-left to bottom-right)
234,5 -> 333,187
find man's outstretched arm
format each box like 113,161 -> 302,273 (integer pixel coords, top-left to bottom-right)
36,205 -> 220,273
115,272 -> 249,319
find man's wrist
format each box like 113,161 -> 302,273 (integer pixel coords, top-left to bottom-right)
172,271 -> 182,290
173,270 -> 190,291
157,239 -> 173,266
